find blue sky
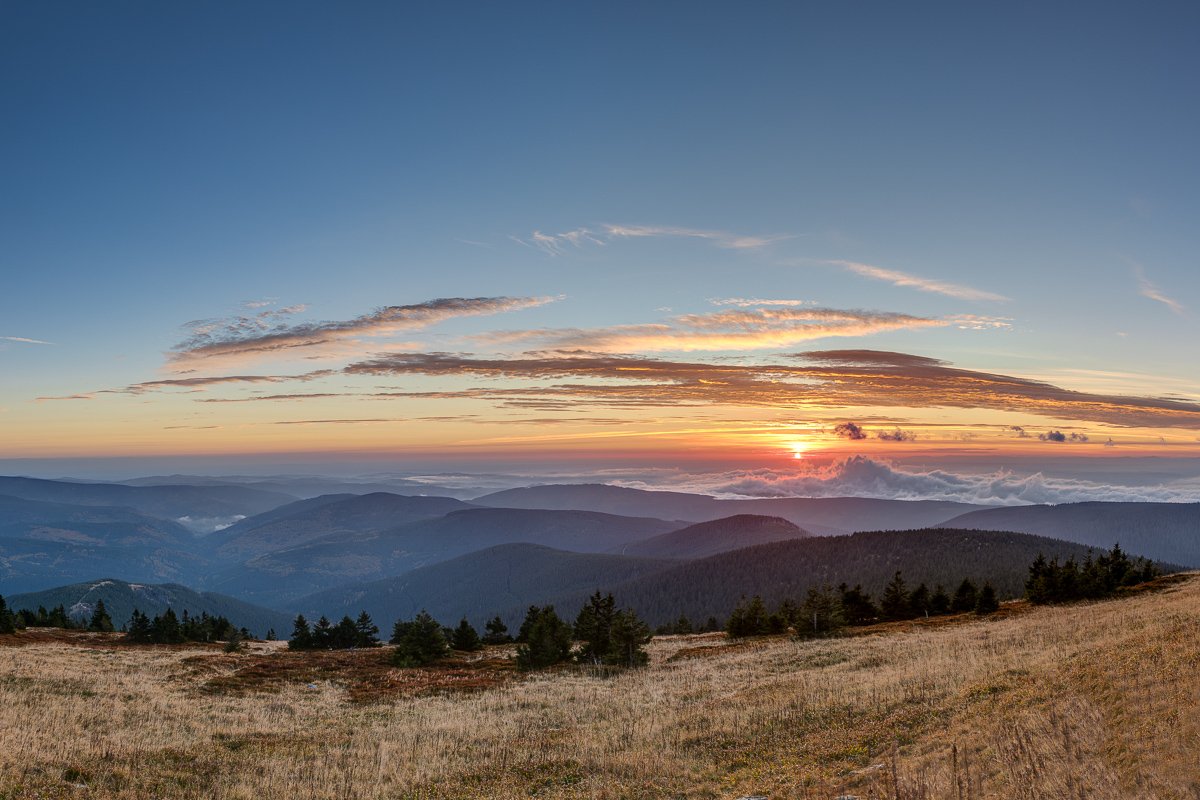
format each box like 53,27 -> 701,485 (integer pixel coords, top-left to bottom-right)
3,2 -> 1200,494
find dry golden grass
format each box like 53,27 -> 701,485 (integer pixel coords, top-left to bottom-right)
1,575 -> 1197,799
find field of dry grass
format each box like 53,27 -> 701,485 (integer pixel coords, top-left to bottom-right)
1,574 -> 1197,800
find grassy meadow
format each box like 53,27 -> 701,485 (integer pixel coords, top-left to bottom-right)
1,575 -> 1197,799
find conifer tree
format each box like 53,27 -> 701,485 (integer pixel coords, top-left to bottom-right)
514,606 -> 573,670
288,614 -> 313,650
951,579 -> 978,613
88,599 -> 114,632
126,609 -> 152,642
391,611 -> 448,667
673,615 -> 693,635
450,617 -> 482,651
929,585 -> 951,616
838,584 -> 877,625
311,616 -> 334,649
975,583 -> 999,615
0,595 -> 15,635
908,583 -> 931,618
353,611 -> 380,647
482,615 -> 511,644
153,608 -> 185,643
607,608 -> 651,667
574,592 -> 617,664
880,571 -> 910,620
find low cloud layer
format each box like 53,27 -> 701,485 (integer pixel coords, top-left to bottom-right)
645,455 -> 1200,505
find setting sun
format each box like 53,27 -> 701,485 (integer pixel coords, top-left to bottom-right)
789,440 -> 810,459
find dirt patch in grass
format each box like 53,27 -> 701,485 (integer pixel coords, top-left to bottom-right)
199,646 -> 519,703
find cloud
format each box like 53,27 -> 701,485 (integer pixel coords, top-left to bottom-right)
35,393 -> 96,402
121,371 -> 334,394
512,223 -> 790,255
476,306 -> 954,352
833,422 -> 867,440
2,336 -> 53,345
877,427 -> 917,442
602,224 -> 792,250
822,260 -> 1008,302
170,296 -> 558,368
1135,265 -> 1185,315
709,298 -> 812,307
1037,430 -> 1089,443
196,393 -> 343,403
511,228 -> 607,256
344,348 -> 1200,429
655,455 -> 1200,505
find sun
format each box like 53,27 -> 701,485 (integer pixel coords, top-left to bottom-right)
789,440 -> 809,459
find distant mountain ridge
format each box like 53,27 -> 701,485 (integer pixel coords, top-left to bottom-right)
475,483 -> 984,533
5,578 -> 293,638
620,514 -> 810,559
939,502 -> 1200,567
296,543 -> 679,627
205,507 -> 680,605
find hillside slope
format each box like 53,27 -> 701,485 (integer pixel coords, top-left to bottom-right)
207,507 -> 678,604
296,543 -> 678,626
208,492 -> 474,559
583,528 -> 1130,625
476,483 -> 981,532
939,501 -> 1200,567
619,514 -> 810,559
5,578 -> 292,637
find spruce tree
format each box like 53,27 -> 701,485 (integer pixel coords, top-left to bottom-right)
908,583 -> 931,618
391,611 -> 448,667
288,615 -> 313,650
951,579 -> 978,613
483,615 -> 511,644
929,585 -> 951,615
153,608 -> 184,643
574,592 -> 617,664
607,608 -> 651,667
450,618 -> 482,651
838,584 -> 877,625
353,611 -> 380,647
126,609 -> 152,642
880,571 -> 910,620
311,616 -> 334,649
88,599 -> 114,632
975,583 -> 999,615
0,595 -> 16,635
515,607 -> 573,670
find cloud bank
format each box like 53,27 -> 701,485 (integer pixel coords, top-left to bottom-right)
643,455 -> 1200,505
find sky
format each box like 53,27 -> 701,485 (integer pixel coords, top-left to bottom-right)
3,2 -> 1200,501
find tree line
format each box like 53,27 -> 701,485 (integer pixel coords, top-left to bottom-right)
1025,543 -> 1156,604
284,592 -> 653,672
723,572 -> 1000,638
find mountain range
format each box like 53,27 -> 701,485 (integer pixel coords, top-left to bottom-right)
1,475 -> 1195,631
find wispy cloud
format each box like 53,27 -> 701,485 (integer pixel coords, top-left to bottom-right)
822,260 -> 1008,302
170,296 -> 559,369
2,336 -> 53,345
510,228 -> 606,256
1135,265 -> 1185,315
343,348 -> 1200,429
35,393 -> 95,402
475,306 -> 964,353
512,223 -> 791,256
602,224 -> 793,250
709,297 -> 812,307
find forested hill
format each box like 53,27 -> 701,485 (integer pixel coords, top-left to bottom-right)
938,502 -> 1200,567
569,528 -> 1145,627
5,578 -> 293,638
475,483 -> 983,532
295,543 -> 678,628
